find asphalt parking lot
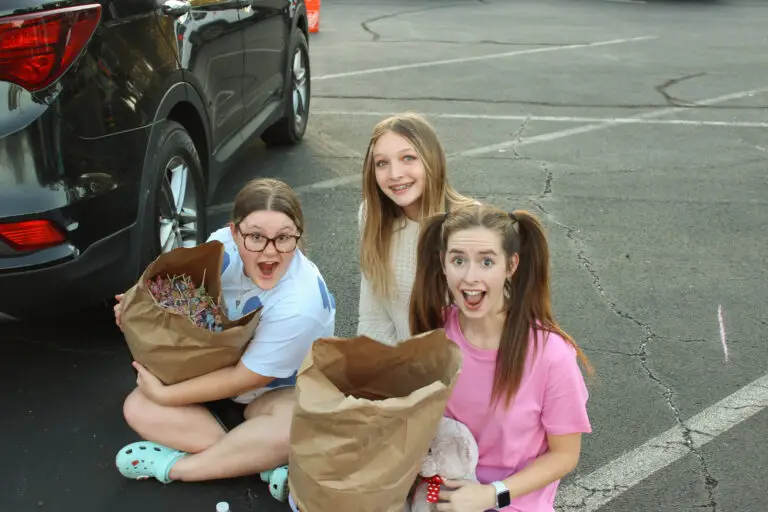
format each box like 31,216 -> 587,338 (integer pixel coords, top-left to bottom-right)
3,0 -> 767,511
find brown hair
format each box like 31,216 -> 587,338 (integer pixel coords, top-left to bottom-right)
359,112 -> 475,299
231,178 -> 306,251
409,204 -> 593,407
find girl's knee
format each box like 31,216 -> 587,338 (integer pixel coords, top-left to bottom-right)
272,421 -> 292,455
260,406 -> 293,451
122,388 -> 152,429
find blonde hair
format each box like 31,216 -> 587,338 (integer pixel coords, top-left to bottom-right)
359,112 -> 474,299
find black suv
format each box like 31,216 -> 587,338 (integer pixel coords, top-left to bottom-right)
0,0 -> 311,320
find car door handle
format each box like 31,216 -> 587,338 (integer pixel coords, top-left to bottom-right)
160,0 -> 191,17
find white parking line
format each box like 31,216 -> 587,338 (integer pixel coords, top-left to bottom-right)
452,86 -> 768,157
313,36 -> 657,81
557,373 -> 768,511
313,110 -> 768,129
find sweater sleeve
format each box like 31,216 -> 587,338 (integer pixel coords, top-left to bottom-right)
356,201 -> 398,345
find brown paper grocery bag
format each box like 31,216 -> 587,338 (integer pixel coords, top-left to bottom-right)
121,241 -> 261,385
288,330 -> 462,512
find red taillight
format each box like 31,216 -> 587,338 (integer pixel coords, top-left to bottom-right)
0,4 -> 102,91
0,220 -> 66,251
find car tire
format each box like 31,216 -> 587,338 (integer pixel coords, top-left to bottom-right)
261,29 -> 311,146
139,120 -> 207,271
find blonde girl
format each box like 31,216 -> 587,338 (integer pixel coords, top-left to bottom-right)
357,112 -> 475,345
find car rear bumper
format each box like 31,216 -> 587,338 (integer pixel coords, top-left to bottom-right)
0,224 -> 136,320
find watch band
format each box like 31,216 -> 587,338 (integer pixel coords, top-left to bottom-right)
491,480 -> 511,509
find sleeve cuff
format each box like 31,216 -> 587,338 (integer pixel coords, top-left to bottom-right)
242,360 -> 297,379
545,423 -> 593,435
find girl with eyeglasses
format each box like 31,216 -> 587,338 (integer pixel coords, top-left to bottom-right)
113,178 -> 335,498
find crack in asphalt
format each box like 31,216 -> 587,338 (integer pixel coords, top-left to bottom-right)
509,118 -> 531,159
655,72 -> 708,107
541,163 -> 553,195
688,427 -> 716,439
313,94 -> 768,110
529,164 -> 720,511
650,440 -> 688,449
724,405 -> 766,412
659,336 -> 729,345
360,2 -> 479,42
585,347 -> 641,357
657,335 -> 751,348
576,483 -> 630,494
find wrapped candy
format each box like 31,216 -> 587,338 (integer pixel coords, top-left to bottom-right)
146,272 -> 224,332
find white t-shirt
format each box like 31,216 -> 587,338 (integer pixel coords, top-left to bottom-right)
207,227 -> 336,404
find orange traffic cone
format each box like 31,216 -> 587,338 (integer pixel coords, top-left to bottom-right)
306,0 -> 320,33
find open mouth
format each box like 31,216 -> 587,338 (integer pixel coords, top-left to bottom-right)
461,290 -> 486,311
389,182 -> 413,195
257,262 -> 279,279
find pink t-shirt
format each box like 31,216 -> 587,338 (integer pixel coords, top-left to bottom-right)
443,306 -> 592,512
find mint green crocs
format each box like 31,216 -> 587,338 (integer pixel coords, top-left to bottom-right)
115,441 -> 187,483
266,465 -> 289,502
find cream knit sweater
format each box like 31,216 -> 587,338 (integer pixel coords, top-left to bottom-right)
356,205 -> 420,346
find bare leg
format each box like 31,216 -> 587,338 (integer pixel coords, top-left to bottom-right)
122,387 -> 225,454
168,387 -> 295,482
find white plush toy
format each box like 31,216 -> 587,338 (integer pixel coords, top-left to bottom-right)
406,416 -> 479,512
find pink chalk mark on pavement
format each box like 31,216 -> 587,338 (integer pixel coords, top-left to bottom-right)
718,304 -> 728,363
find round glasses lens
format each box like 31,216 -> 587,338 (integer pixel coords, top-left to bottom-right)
244,236 -> 266,251
275,236 -> 298,252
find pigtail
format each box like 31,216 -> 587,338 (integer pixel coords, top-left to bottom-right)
493,210 -> 593,408
518,209 -> 592,376
409,214 -> 449,335
509,210 -> 550,322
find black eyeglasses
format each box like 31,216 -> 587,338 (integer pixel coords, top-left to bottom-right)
236,225 -> 301,253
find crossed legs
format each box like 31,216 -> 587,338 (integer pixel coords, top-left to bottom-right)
121,386 -> 295,481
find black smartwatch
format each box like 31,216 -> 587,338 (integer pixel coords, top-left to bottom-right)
491,481 -> 511,509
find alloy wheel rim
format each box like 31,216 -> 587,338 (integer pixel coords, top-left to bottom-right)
158,156 -> 198,253
292,46 -> 308,127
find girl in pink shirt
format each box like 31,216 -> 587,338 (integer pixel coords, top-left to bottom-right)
409,204 -> 594,512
